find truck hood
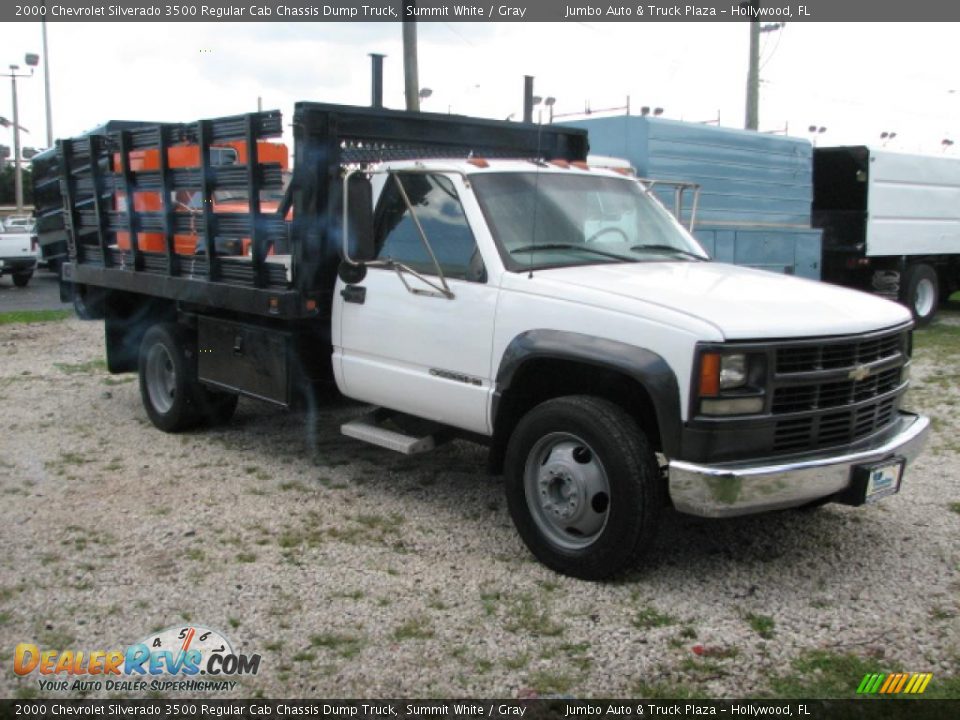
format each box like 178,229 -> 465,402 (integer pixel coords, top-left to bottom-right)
531,262 -> 912,339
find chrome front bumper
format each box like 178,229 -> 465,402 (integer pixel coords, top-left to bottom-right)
668,412 -> 930,518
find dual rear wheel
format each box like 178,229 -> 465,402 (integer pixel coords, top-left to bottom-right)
901,263 -> 939,326
139,323 -> 238,432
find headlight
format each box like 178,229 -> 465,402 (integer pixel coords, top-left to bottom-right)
696,349 -> 766,416
720,354 -> 747,389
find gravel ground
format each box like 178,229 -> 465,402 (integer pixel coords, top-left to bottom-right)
0,310 -> 958,700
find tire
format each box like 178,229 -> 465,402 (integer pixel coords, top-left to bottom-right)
138,323 -> 204,433
73,284 -> 106,321
12,272 -> 32,288
900,263 -> 939,326
504,395 -> 664,581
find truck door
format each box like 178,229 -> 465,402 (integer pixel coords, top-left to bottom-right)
334,172 -> 497,435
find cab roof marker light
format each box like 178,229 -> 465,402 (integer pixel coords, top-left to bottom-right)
467,158 -> 489,168
550,159 -> 570,169
571,161 -> 590,170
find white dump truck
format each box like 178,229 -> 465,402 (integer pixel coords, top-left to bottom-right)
35,103 -> 929,579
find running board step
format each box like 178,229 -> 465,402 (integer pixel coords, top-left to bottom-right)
341,410 -> 440,455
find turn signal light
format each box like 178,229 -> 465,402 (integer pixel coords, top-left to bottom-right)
699,353 -> 720,397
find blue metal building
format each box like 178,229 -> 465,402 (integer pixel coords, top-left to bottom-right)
565,115 -> 822,279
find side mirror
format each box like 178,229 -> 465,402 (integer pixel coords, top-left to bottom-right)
346,173 -> 375,262
338,260 -> 367,285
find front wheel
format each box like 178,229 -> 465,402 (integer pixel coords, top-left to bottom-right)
12,271 -> 32,288
504,395 -> 663,580
901,263 -> 939,326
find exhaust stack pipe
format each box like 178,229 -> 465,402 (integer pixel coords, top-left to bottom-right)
523,75 -> 534,123
370,53 -> 385,109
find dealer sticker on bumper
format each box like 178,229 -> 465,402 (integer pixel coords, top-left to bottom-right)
864,459 -> 904,503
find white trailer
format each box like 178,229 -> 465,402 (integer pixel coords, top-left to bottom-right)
815,146 -> 960,324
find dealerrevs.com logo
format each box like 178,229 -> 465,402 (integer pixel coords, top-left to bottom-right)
14,625 -> 261,693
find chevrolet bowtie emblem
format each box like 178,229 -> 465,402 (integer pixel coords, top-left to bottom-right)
849,365 -> 871,381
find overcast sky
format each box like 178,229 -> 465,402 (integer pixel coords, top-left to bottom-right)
3,21 -> 958,157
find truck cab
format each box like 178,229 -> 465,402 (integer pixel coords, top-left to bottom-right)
334,157 -> 928,579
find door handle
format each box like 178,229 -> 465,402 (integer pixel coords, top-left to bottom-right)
341,285 -> 366,304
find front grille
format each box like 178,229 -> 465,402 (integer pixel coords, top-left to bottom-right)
776,332 -> 902,373
770,327 -> 908,454
772,366 -> 902,413
773,397 -> 898,453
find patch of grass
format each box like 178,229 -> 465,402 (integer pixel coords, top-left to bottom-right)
235,552 -> 257,563
680,656 -> 728,679
291,650 -> 315,663
14,685 -> 40,699
227,617 -> 241,629
185,548 -> 205,562
929,606 -> 956,621
103,376 -> 135,386
923,673 -> 960,699
503,594 -> 564,637
327,512 -> 404,546
310,632 -> 366,659
480,589 -> 502,616
473,658 -> 494,674
503,653 -> 530,671
526,669 -> 574,695
39,629 -> 75,649
632,606 -> 678,630
632,679 -> 703,700
768,650 -> 878,698
0,309 -> 72,325
745,612 -> 776,639
949,502 -> 960,516
392,616 -> 434,642
914,321 -> 960,358
54,358 -> 108,374
279,480 -> 309,492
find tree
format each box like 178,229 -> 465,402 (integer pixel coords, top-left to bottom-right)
0,164 -> 33,206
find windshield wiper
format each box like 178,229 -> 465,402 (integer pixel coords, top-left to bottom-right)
511,243 -> 636,262
630,244 -> 706,260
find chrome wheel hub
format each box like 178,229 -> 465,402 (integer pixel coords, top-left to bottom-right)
525,433 -> 611,550
145,343 -> 177,415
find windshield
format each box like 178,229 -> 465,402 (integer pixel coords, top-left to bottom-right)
471,172 -> 709,271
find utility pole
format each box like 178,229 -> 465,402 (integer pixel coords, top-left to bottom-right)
41,12 -> 53,147
523,76 -> 534,123
744,3 -> 760,130
4,59 -> 37,212
11,70 -> 23,210
402,10 -> 419,112
745,5 -> 785,132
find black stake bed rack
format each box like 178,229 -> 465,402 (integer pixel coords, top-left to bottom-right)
34,102 -> 589,321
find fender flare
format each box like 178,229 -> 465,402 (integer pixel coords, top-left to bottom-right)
492,329 -> 683,458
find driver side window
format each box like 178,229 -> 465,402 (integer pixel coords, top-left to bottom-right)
375,173 -> 486,283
